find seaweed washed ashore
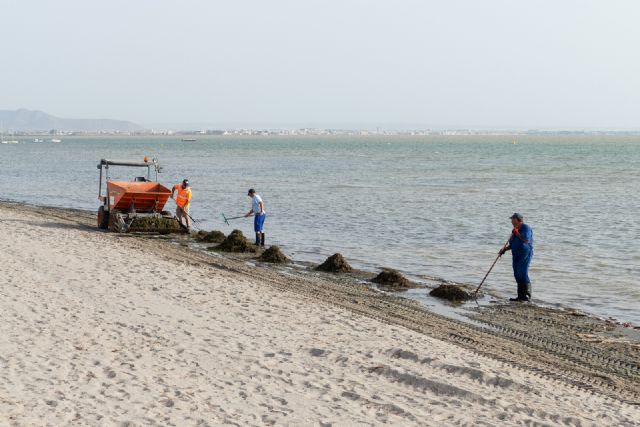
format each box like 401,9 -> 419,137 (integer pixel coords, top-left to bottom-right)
315,253 -> 352,273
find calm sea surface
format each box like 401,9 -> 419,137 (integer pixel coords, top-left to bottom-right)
1,135 -> 638,324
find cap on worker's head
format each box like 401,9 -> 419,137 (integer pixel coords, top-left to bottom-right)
248,188 -> 255,195
183,178 -> 190,186
510,212 -> 523,221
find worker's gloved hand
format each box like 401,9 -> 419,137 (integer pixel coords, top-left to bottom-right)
512,227 -> 520,236
499,248 -> 506,256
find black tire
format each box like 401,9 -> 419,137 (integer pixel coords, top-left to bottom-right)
97,205 -> 110,230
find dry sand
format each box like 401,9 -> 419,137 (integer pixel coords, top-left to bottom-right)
0,203 -> 639,426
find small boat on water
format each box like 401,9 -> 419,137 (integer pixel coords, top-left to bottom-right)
181,138 -> 197,142
50,138 -> 62,143
33,138 -> 45,143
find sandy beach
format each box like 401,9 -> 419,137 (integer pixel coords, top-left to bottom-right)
1,202 -> 639,426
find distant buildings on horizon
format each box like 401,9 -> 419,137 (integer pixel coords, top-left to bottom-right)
3,110 -> 639,137
5,128 -> 640,137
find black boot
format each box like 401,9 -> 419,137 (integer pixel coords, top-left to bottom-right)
524,283 -> 531,301
260,233 -> 265,247
509,283 -> 522,301
255,233 -> 260,246
510,283 -> 525,302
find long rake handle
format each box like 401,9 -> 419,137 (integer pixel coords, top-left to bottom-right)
186,212 -> 202,223
221,213 -> 246,226
176,206 -> 201,223
474,236 -> 511,295
172,206 -> 201,231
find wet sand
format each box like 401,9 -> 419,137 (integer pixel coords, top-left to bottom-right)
0,202 -> 639,426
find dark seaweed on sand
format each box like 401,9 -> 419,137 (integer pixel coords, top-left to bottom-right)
197,230 -> 226,243
371,269 -> 410,288
216,229 -> 257,253
315,253 -> 352,273
259,246 -> 289,263
429,284 -> 473,301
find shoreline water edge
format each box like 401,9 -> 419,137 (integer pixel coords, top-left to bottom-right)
2,197 -> 637,329
0,200 -> 639,424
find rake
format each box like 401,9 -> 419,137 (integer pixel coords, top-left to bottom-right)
474,235 -> 511,296
221,213 -> 247,226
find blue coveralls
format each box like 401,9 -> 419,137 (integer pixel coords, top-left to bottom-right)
509,223 -> 534,298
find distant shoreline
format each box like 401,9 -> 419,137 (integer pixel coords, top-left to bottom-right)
7,132 -> 640,139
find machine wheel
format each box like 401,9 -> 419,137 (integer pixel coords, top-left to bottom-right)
110,211 -> 129,233
97,205 -> 110,229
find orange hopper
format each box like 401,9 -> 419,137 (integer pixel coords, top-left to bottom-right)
107,181 -> 171,213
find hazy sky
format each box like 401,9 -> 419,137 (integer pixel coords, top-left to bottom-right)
1,0 -> 639,129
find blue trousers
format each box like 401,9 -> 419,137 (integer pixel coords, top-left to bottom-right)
512,250 -> 533,285
254,213 -> 266,232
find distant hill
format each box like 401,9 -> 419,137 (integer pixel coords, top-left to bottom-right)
0,109 -> 143,132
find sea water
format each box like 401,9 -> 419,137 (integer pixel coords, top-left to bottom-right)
1,135 -> 638,324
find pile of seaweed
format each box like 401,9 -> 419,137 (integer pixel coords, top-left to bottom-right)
129,216 -> 183,233
371,269 -> 411,289
315,253 -> 352,273
216,229 -> 256,253
196,230 -> 226,243
258,245 -> 288,263
429,284 -> 473,302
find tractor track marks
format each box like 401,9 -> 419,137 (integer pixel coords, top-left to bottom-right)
181,250 -> 640,406
171,249 -> 640,406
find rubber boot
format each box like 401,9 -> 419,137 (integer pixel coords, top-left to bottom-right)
524,283 -> 532,301
260,233 -> 265,247
509,283 -> 522,301
518,282 -> 527,301
255,233 -> 260,246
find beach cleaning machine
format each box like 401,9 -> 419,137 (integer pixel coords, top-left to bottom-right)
96,158 -> 182,233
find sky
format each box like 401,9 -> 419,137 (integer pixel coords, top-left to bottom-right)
1,0 -> 639,129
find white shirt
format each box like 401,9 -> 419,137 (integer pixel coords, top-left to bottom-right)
252,194 -> 266,215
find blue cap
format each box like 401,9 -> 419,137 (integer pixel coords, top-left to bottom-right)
510,212 -> 523,221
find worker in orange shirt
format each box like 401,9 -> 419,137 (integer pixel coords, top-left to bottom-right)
171,178 -> 192,229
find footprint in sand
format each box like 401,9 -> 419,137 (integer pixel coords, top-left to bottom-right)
103,367 -> 117,379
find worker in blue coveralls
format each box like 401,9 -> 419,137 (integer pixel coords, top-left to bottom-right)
499,213 -> 534,302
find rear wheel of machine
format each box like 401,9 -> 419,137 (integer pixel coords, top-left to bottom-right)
97,205 -> 110,229
110,211 -> 128,233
